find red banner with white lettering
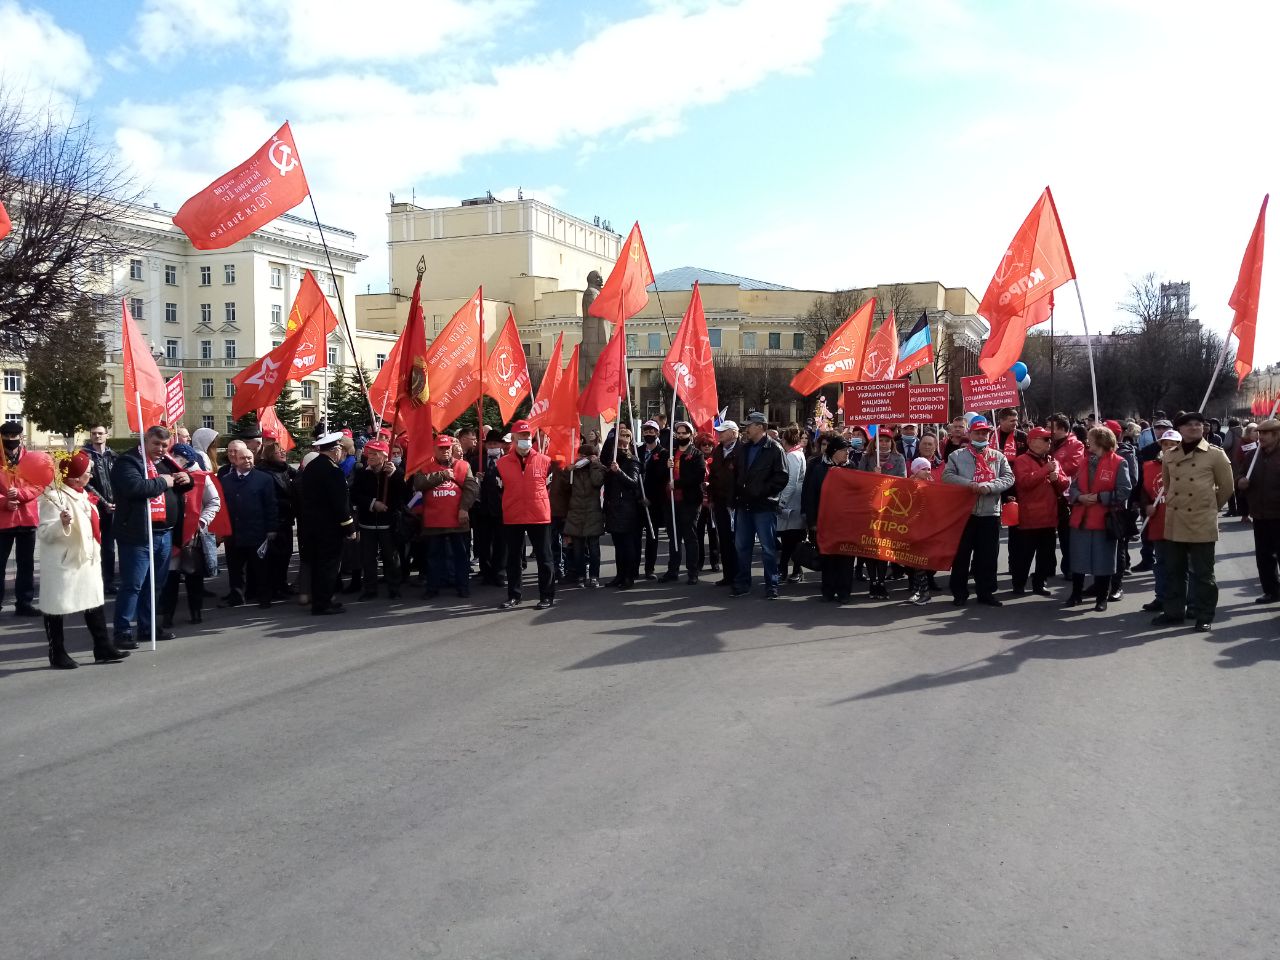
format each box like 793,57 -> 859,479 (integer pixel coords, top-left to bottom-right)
172,121 -> 310,251
817,469 -> 977,569
844,381 -> 909,421
164,374 -> 185,426
961,373 -> 1018,412
907,383 -> 949,423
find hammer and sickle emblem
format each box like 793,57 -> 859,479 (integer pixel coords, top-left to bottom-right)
269,138 -> 298,176
495,352 -> 515,382
880,484 -> 914,518
629,241 -> 641,263
993,247 -> 1017,284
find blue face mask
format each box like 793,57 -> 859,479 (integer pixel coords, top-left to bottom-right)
970,439 -> 990,450
851,439 -> 865,450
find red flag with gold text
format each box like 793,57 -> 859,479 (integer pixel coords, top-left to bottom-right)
1229,194 -> 1268,383
285,270 -> 339,381
588,222 -> 655,324
817,469 -> 978,569
977,187 -> 1075,381
424,288 -> 484,430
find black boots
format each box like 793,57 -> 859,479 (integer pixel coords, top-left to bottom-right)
188,580 -> 204,624
44,615 -> 78,669
85,606 -> 129,663
1063,574 -> 1085,608
1094,576 -> 1111,612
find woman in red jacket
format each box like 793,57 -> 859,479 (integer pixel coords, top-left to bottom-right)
1009,428 -> 1069,596
1064,426 -> 1133,611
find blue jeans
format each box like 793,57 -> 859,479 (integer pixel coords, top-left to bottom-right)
733,509 -> 779,591
426,533 -> 470,594
114,530 -> 173,636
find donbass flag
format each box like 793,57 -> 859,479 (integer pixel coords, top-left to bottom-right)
122,301 -> 167,431
789,299 -> 877,395
173,122 -> 310,251
484,309 -> 531,423
662,282 -> 719,430
896,311 -> 933,378
977,187 -> 1075,381
527,333 -> 565,431
285,270 -> 339,380
860,311 -> 899,382
589,222 -> 655,325
1229,194 -> 1268,383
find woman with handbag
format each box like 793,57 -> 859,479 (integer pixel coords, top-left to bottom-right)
159,444 -> 222,626
1064,426 -> 1133,611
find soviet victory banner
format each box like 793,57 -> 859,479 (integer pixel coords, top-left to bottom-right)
817,470 -> 977,569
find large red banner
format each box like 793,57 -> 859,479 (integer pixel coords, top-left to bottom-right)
164,374 -> 185,425
961,373 -> 1018,412
907,383 -> 949,422
844,381 -> 909,421
817,469 -> 977,569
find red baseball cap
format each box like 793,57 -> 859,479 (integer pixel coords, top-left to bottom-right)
1027,427 -> 1052,442
1103,419 -> 1123,435
340,428 -> 353,438
511,420 -> 532,434
435,435 -> 456,448
364,440 -> 389,455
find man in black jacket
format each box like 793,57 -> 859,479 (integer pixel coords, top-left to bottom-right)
665,420 -> 706,584
638,419 -> 671,579
218,440 -> 279,608
110,426 -> 192,646
708,421 -> 739,586
351,440 -> 406,600
258,441 -> 298,599
298,433 -> 356,615
473,430 -> 507,586
729,411 -> 789,599
83,423 -> 119,594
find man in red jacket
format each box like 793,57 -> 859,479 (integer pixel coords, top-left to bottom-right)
1010,427 -> 1069,595
495,420 -> 555,610
0,420 -> 42,616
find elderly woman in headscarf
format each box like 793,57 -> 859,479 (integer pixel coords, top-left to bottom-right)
158,442 -> 222,627
38,452 -> 130,668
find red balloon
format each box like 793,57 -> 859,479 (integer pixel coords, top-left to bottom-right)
15,451 -> 55,489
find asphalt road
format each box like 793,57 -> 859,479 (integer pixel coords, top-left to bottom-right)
1,523 -> 1277,960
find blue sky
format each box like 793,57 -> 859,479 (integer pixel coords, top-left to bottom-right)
3,0 -> 1278,372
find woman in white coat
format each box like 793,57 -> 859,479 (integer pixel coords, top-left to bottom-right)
38,452 -> 130,668
776,425 -> 809,584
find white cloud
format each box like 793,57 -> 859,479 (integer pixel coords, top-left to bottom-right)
0,1 -> 95,98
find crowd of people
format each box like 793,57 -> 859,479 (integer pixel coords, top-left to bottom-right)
1,401 -> 1276,671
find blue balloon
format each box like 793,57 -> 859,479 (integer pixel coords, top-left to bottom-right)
1011,361 -> 1029,382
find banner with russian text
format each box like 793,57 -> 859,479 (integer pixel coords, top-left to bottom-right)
164,374 -> 185,426
817,469 -> 977,569
961,372 -> 1018,411
907,383 -> 949,422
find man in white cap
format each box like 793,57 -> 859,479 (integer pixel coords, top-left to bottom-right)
707,420 -> 739,586
297,431 -> 356,615
1237,418 -> 1280,603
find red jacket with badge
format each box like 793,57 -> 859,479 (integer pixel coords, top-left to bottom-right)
1012,452 -> 1069,529
0,447 -> 41,529
496,449 -> 552,525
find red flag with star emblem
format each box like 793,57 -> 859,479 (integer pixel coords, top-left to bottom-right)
588,222 -> 655,325
231,333 -> 302,420
172,121 -> 310,250
483,309 -> 531,422
285,270 -> 339,381
662,282 -> 719,430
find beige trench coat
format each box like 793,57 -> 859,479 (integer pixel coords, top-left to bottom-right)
1161,439 -> 1234,543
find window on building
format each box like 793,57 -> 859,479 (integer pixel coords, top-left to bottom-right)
224,339 -> 236,359
301,382 -> 314,400
165,302 -> 178,323
129,258 -> 143,280
768,332 -> 781,350
626,334 -> 638,353
199,266 -> 211,286
708,328 -> 722,349
200,303 -> 212,324
164,264 -> 178,285
201,415 -> 215,430
226,416 -> 235,433
793,332 -> 804,351
129,298 -> 144,320
376,353 -> 387,369
271,304 -> 282,326
200,340 -> 212,360
165,338 -> 179,361
225,380 -> 236,398
224,264 -> 235,284
3,369 -> 22,392
742,331 -> 757,350
647,332 -> 661,352
325,274 -> 337,296
270,265 -> 283,289
522,343 -> 531,357
327,346 -> 338,366
224,302 -> 236,324
200,377 -> 214,399
272,340 -> 283,350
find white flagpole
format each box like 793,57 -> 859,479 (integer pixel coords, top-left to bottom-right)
669,378 -> 680,552
137,391 -> 156,652
1198,334 -> 1233,414
1072,280 -> 1101,422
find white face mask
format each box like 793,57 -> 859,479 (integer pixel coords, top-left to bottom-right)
516,438 -> 533,453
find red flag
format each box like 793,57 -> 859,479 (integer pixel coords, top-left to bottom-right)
395,273 -> 434,478
1230,194 -> 1268,383
231,334 -> 303,419
527,333 -> 565,431
121,301 -> 166,432
257,405 -> 295,452
172,122 -> 310,251
207,473 -> 233,538
0,199 -> 11,241
662,282 -> 719,428
544,345 -> 582,464
285,270 -> 339,381
817,469 -> 978,569
579,322 -> 627,423
859,311 -> 900,382
484,309 -> 531,422
790,299 -> 877,395
367,332 -> 405,423
424,288 -> 483,429
588,222 -> 655,324
977,187 -> 1076,381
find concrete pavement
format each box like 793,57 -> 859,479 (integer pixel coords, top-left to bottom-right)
1,523 -> 1277,959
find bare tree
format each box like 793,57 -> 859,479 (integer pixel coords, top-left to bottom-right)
0,90 -> 141,353
797,288 -> 867,354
